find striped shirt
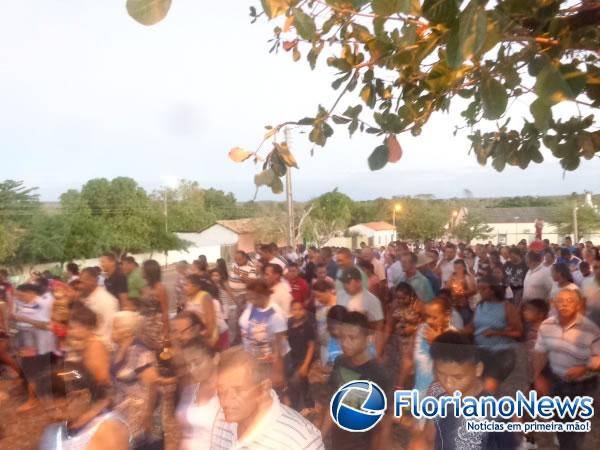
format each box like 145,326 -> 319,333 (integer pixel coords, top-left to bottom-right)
229,263 -> 257,292
534,313 -> 600,380
210,390 -> 324,450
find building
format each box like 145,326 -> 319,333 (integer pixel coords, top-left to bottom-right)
347,222 -> 397,247
469,206 -> 600,245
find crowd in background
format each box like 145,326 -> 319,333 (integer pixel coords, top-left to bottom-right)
0,235 -> 599,450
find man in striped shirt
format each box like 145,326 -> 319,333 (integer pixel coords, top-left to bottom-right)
211,346 -> 325,450
534,289 -> 600,450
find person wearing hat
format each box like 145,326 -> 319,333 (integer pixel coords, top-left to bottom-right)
401,252 -> 435,302
336,267 -> 384,357
417,253 -> 441,296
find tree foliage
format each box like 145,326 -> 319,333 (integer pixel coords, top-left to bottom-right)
452,211 -> 494,242
395,198 -> 449,240
550,204 -> 600,237
126,0 -> 600,188
305,189 -> 354,245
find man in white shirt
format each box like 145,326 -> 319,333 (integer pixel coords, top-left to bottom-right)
264,263 -> 293,317
523,251 -> 554,301
336,268 -> 383,325
212,347 -> 324,450
79,267 -> 119,349
435,243 -> 458,285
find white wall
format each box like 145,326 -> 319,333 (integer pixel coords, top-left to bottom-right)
187,225 -> 238,246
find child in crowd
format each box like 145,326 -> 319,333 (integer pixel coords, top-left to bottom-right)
312,280 -> 335,365
322,311 -> 391,450
404,298 -> 457,395
286,300 -> 316,412
522,298 -> 550,385
408,331 -> 518,450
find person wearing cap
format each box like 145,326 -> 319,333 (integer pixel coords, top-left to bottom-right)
401,252 -> 435,302
336,267 -> 384,358
417,253 -> 441,296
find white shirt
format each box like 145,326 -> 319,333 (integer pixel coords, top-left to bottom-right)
239,303 -> 289,357
437,257 -> 458,284
84,286 -> 119,349
15,296 -> 56,355
269,281 -> 293,317
336,289 -> 384,322
210,390 -> 324,450
523,264 -> 554,301
371,257 -> 386,282
387,260 -> 404,289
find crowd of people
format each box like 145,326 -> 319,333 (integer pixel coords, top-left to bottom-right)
0,236 -> 598,450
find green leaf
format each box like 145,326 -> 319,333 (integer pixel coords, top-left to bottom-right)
535,63 -> 572,105
447,1 -> 486,69
293,8 -> 317,40
332,115 -> 352,124
297,117 -> 315,125
126,0 -> 172,26
342,105 -> 363,118
480,73 -> 508,119
292,47 -> 301,62
367,145 -> 389,170
560,64 -> 586,98
530,99 -> 553,131
254,169 -> 276,187
270,176 -> 284,194
560,155 -> 580,171
261,0 -> 296,19
422,0 -> 459,26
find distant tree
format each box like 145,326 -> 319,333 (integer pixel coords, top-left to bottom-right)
0,180 -> 40,263
396,199 -> 449,241
452,212 -> 494,243
494,196 -> 557,207
204,188 -> 238,219
550,204 -> 600,238
350,198 -> 389,224
305,190 -> 354,246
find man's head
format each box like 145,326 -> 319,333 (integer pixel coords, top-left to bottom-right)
341,267 -> 363,296
444,243 -> 457,262
564,236 -> 573,246
340,311 -> 370,359
320,247 -> 333,262
234,251 -> 249,267
554,289 -> 582,323
509,247 -> 523,264
264,263 -> 283,287
315,263 -> 328,281
79,268 -> 99,297
522,299 -> 549,324
66,263 -> 79,276
217,346 -> 273,424
585,241 -> 594,250
15,283 -> 40,303
336,248 -> 354,270
400,252 -> 418,273
99,252 -> 118,275
121,256 -> 137,275
525,251 -> 543,270
430,331 -> 483,396
360,248 -> 374,262
580,261 -> 591,278
560,248 -> 572,260
286,263 -> 300,281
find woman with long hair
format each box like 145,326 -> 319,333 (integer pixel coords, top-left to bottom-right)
139,260 -> 170,351
468,276 -> 522,393
549,263 -> 579,303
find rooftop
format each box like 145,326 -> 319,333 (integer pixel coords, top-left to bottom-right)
473,207 -> 557,223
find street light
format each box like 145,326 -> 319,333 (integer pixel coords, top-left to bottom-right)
393,203 -> 402,232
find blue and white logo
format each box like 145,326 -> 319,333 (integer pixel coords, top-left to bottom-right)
330,380 -> 387,432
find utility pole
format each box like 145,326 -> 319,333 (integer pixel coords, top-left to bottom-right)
284,127 -> 294,248
573,205 -> 579,243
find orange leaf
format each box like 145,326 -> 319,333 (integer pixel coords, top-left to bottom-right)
228,147 -> 252,163
387,134 -> 403,163
283,15 -> 295,33
264,128 -> 277,140
282,40 -> 298,52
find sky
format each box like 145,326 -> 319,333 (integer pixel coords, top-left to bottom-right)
1,0 -> 599,202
